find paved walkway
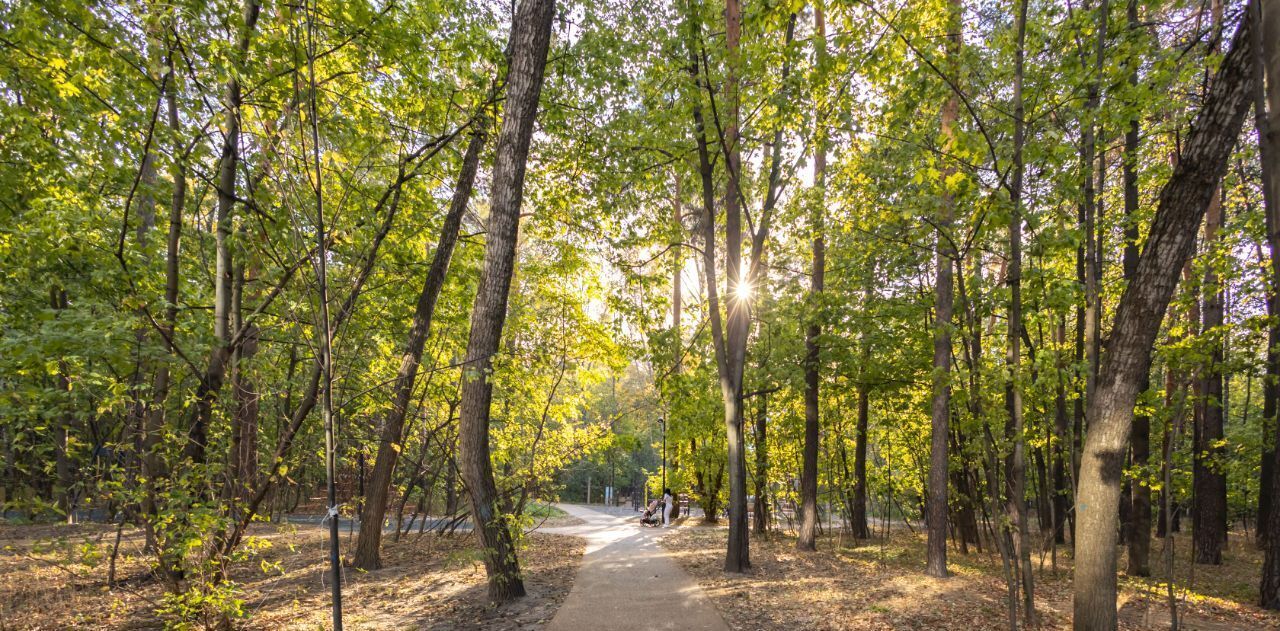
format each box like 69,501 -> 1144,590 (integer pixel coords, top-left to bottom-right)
540,504 -> 729,631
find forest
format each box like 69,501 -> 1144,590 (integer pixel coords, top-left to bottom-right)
2,0 -> 1280,629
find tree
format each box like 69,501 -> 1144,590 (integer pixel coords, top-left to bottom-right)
1124,0 -> 1153,579
1256,0 -> 1280,604
455,0 -> 555,602
1004,0 -> 1035,621
799,0 -> 825,551
353,120 -> 488,570
1072,10 -> 1256,627
188,0 -> 261,468
926,0 -> 962,580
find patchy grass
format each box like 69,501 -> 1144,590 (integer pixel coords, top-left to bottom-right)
523,504 -> 584,530
0,520 -> 583,630
524,504 -> 567,519
661,526 -> 1280,630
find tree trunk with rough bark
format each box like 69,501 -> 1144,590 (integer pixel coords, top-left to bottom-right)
1195,192 -> 1228,565
1072,10 -> 1255,627
1254,0 -> 1280,607
455,0 -> 554,602
1253,0 -> 1280,555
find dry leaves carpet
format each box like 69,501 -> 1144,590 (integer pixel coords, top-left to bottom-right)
0,521 -> 582,630
661,525 -> 1280,630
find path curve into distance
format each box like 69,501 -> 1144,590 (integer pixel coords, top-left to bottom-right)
540,504 -> 729,631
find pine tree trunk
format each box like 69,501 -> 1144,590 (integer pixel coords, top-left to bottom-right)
455,0 -> 554,602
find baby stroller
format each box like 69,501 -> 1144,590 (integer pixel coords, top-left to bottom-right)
640,500 -> 665,527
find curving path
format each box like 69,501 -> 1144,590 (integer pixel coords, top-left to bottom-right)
540,504 -> 729,631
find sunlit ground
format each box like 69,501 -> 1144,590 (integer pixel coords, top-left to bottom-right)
0,520 -> 582,630
661,524 -> 1280,630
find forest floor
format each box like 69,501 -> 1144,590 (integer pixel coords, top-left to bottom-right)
661,524 -> 1280,630
0,519 -> 583,630
7,512 -> 1279,630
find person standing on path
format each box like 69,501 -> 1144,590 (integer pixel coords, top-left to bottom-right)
663,488 -> 674,527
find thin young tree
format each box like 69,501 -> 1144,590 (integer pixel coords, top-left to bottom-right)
799,1 -> 827,551
353,119 -> 488,571
1004,0 -> 1035,622
304,0 -> 342,624
1124,0 -> 1153,578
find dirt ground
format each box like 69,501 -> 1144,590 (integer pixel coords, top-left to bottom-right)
0,520 -> 583,630
661,525 -> 1280,630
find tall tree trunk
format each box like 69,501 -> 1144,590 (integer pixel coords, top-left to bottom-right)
798,1 -> 828,553
1254,0 -> 1280,607
1194,0 -> 1229,566
927,0 -> 962,579
685,1 -> 729,533
353,121 -> 488,570
1080,0 -> 1108,495
1124,0 -> 1152,578
1072,11 -> 1255,628
1252,0 -> 1280,551
1195,191 -> 1228,565
1005,0 -> 1035,621
455,0 -> 554,602
720,0 -> 751,573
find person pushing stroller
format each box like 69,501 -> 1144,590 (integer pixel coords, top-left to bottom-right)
640,488 -> 676,527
